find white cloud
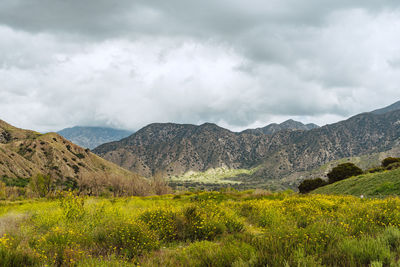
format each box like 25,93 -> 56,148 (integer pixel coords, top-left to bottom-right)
1,2 -> 400,132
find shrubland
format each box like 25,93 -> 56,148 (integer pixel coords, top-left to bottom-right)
1,190 -> 400,266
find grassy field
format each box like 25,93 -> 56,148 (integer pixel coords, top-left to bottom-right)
1,191 -> 400,266
314,168 -> 400,197
169,167 -> 256,185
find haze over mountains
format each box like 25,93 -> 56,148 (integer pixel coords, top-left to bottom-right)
93,101 -> 400,188
58,126 -> 133,149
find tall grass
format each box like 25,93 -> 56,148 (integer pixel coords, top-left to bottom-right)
0,191 -> 400,266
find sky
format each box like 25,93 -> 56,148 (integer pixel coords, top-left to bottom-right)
1,1 -> 400,132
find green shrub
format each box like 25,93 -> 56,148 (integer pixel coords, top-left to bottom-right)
367,167 -> 384,173
178,240 -> 255,267
29,173 -> 52,198
0,247 -> 38,267
385,162 -> 400,170
225,217 -> 244,234
298,178 -> 328,193
182,205 -> 226,241
339,237 -> 391,266
59,191 -> 85,222
93,220 -> 159,260
139,209 -> 181,242
327,163 -> 363,184
382,157 -> 400,168
382,226 -> 400,251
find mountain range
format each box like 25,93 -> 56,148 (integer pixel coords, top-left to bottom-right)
93,102 -> 400,189
58,126 -> 133,149
243,119 -> 319,135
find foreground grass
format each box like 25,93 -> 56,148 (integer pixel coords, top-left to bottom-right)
314,168 -> 400,197
1,191 -> 400,266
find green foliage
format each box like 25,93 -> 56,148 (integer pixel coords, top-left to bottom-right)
298,178 -> 328,193
327,163 -> 363,184
0,246 -> 38,267
367,167 -> 384,173
139,209 -> 181,242
339,236 -> 391,266
59,191 -> 85,221
382,157 -> 400,167
0,176 -> 29,187
314,167 -> 400,196
382,226 -> 400,252
385,162 -> 400,170
29,173 -> 52,197
93,220 -> 159,260
2,192 -> 400,266
177,239 -> 255,266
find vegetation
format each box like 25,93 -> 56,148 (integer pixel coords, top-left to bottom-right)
382,157 -> 400,168
314,167 -> 400,197
1,190 -> 400,266
298,178 -> 328,193
169,167 -> 256,185
327,163 -> 363,184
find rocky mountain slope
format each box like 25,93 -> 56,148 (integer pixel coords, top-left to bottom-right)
93,102 -> 400,186
0,120 -> 143,190
58,126 -> 132,149
243,119 -> 319,135
371,100 -> 400,115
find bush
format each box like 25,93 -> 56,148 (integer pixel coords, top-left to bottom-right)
139,209 -> 181,242
385,162 -> 400,171
59,191 -> 86,222
367,167 -> 384,173
29,173 -> 52,197
327,163 -> 363,184
298,178 -> 328,193
382,157 -> 400,168
178,240 -> 255,266
0,246 -> 38,267
382,226 -> 400,252
339,237 -> 391,266
93,220 -> 159,260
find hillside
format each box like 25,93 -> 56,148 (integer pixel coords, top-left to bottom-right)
58,126 -> 133,149
0,119 -> 144,193
313,168 -> 400,197
94,104 -> 400,189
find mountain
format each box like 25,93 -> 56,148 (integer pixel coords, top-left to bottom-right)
58,126 -> 133,149
371,100 -> 400,115
243,119 -> 319,135
93,106 -> 400,188
313,167 -> 400,197
0,119 -> 144,192
94,122 -> 262,177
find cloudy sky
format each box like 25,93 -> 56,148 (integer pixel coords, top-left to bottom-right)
1,1 -> 400,132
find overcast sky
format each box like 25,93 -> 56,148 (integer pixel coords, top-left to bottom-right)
1,1 -> 400,132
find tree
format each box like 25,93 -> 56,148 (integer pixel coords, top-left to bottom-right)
382,157 -> 400,168
327,163 -> 363,184
29,173 -> 52,197
298,178 -> 328,194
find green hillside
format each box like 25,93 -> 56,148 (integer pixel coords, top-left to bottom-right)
313,168 -> 400,197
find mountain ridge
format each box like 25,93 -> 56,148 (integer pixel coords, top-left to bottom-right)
93,101 -> 400,187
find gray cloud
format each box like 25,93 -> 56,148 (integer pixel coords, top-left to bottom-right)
1,1 -> 400,132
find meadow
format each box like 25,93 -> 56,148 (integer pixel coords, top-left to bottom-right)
1,190 -> 400,266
